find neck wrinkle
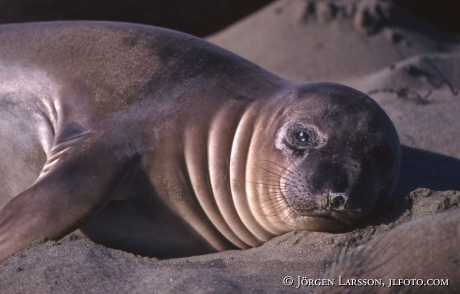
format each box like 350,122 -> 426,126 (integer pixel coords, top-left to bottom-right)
183,109 -> 246,250
246,101 -> 297,235
208,101 -> 262,248
229,102 -> 274,244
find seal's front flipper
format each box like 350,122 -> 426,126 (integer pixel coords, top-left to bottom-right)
0,142 -> 134,262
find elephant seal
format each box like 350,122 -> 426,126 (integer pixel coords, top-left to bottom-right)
0,21 -> 400,261
316,209 -> 460,293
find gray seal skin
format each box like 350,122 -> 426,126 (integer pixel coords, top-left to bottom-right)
0,21 -> 401,262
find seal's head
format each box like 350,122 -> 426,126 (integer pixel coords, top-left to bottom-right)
251,82 -> 401,232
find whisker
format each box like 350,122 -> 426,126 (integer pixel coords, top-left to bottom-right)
249,179 -> 283,185
255,160 -> 291,174
283,209 -> 298,223
253,191 -> 284,199
253,190 -> 292,217
250,160 -> 313,219
251,184 -> 283,188
255,160 -> 295,179
263,203 -> 292,217
254,165 -> 291,179
255,160 -> 308,186
284,157 -> 306,179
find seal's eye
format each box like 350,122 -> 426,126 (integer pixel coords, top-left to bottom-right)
295,131 -> 310,143
286,126 -> 317,150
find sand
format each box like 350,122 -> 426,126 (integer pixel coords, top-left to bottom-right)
1,189 -> 458,293
1,0 -> 460,293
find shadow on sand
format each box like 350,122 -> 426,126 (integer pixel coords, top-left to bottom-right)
394,145 -> 460,197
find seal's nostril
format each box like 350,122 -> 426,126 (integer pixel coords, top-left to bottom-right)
329,193 -> 348,209
327,193 -> 362,213
331,195 -> 346,207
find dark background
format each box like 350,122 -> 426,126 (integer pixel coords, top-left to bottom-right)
0,0 -> 459,37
